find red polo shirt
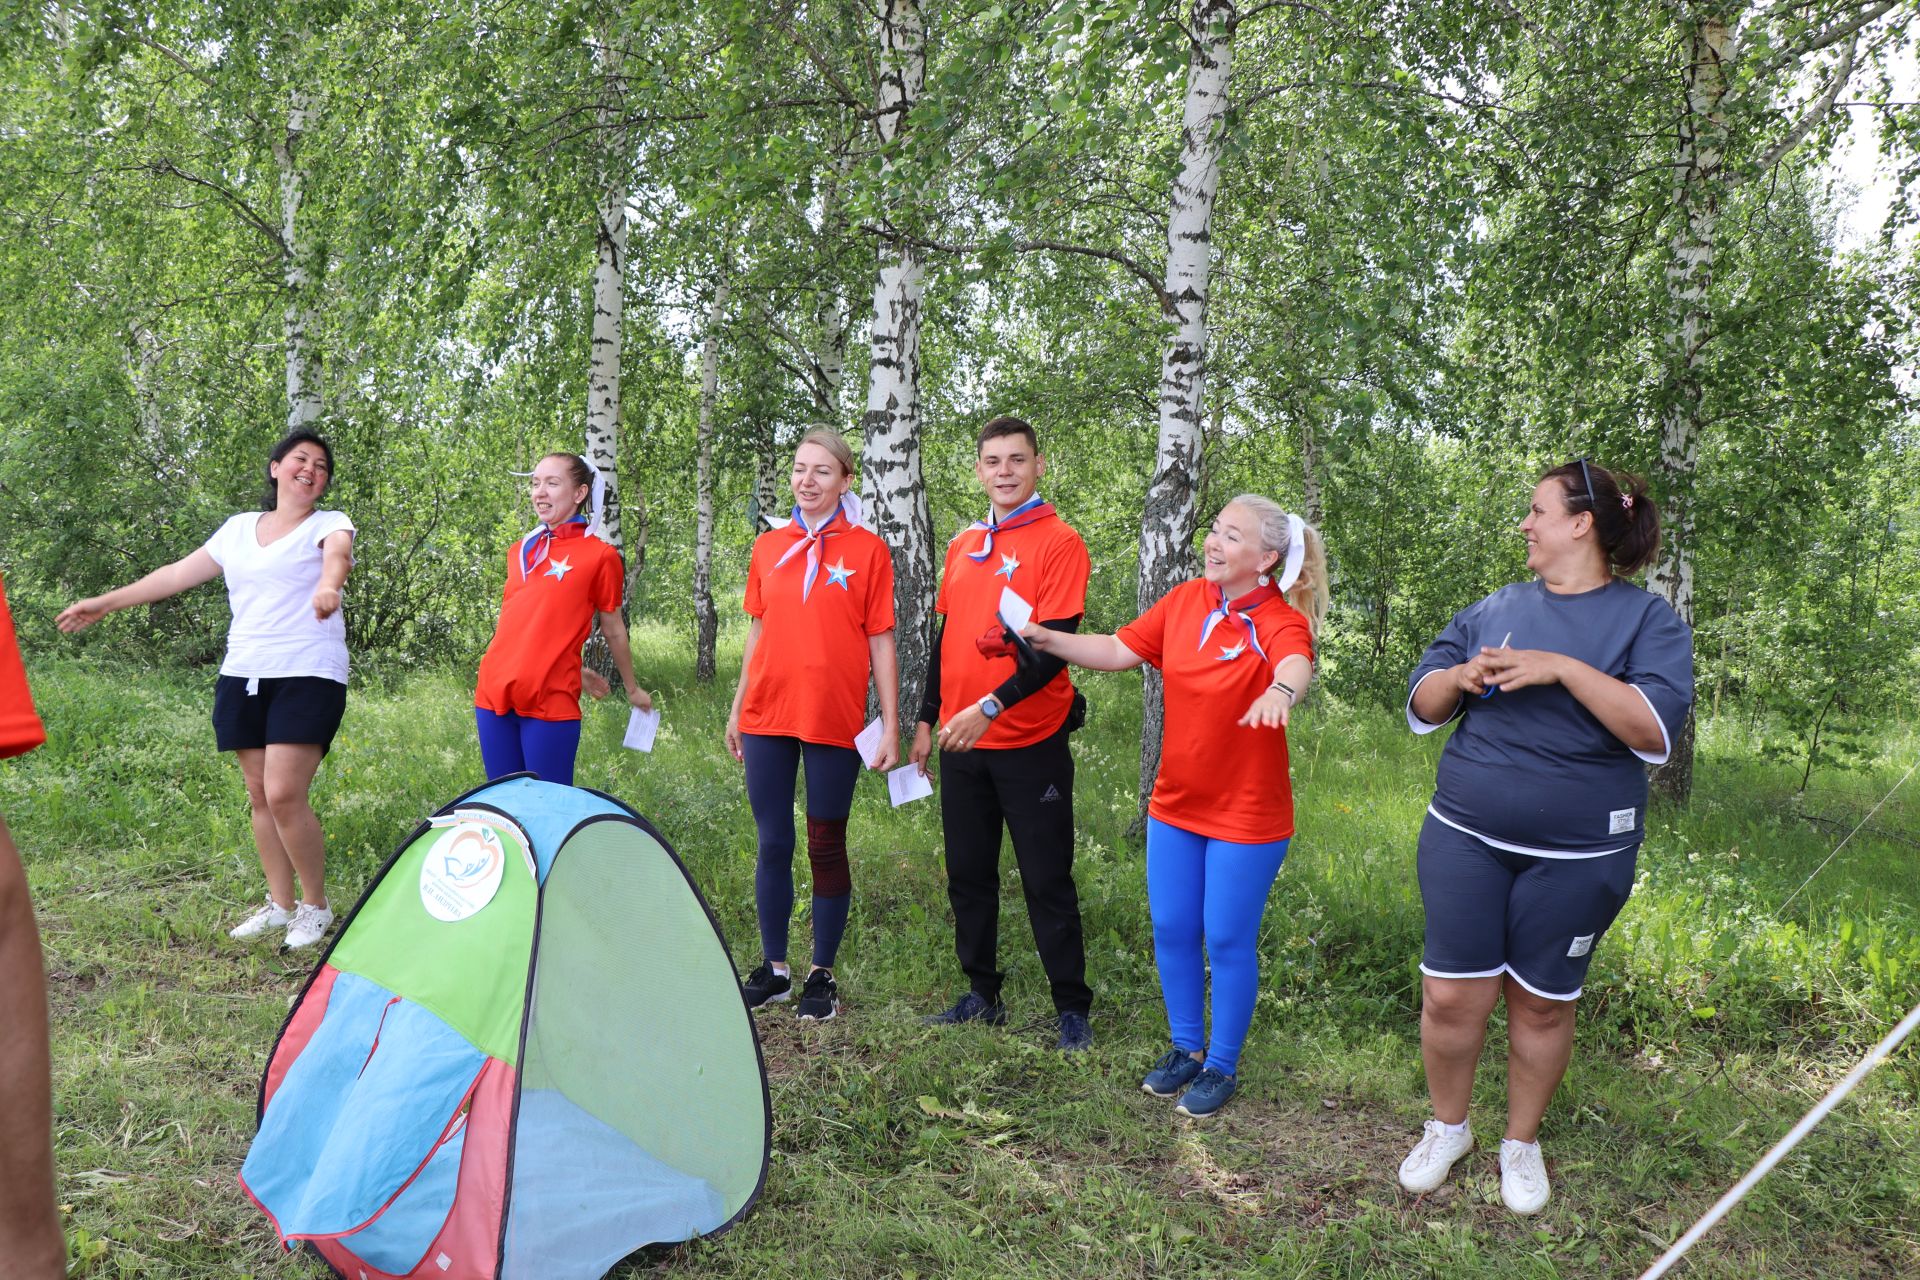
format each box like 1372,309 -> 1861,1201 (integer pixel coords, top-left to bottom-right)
1119,578 -> 1314,842
475,524 -> 623,722
739,521 -> 896,747
934,509 -> 1089,749
0,572 -> 46,759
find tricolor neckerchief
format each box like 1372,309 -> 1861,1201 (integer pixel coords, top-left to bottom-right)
963,494 -> 1054,562
1198,580 -> 1282,662
518,517 -> 588,581
772,504 -> 844,600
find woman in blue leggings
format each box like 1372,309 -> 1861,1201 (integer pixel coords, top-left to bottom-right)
1025,495 -> 1328,1115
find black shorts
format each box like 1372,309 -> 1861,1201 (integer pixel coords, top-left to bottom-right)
212,675 -> 347,755
1416,811 -> 1638,1001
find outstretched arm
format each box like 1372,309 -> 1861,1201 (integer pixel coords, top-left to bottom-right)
312,530 -> 353,620
56,547 -> 221,632
1020,624 -> 1145,672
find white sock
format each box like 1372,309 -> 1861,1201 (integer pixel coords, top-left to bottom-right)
1439,1118 -> 1470,1137
1502,1137 -> 1539,1154
769,961 -> 789,977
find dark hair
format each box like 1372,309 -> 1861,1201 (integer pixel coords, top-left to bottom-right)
262,427 -> 335,511
1541,460 -> 1661,574
541,452 -> 595,513
977,415 -> 1039,454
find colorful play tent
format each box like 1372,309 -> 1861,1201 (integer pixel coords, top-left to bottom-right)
240,776 -> 770,1279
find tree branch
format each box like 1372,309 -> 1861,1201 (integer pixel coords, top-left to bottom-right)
142,158 -> 286,254
1748,30 -> 1861,176
857,222 -> 1177,316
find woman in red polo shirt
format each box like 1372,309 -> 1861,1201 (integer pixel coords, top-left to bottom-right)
1024,494 -> 1326,1117
474,453 -> 650,787
725,429 -> 898,1022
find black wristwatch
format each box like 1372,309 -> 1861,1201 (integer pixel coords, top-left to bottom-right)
978,695 -> 1002,721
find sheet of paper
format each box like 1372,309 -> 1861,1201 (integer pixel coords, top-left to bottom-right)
997,586 -> 1034,633
622,706 -> 660,753
887,764 -> 934,807
853,717 -> 886,768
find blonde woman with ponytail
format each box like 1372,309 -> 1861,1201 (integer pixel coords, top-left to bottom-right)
1022,495 -> 1323,1117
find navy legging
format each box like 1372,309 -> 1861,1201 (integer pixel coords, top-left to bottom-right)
475,707 -> 581,786
741,733 -> 862,968
1146,816 -> 1290,1077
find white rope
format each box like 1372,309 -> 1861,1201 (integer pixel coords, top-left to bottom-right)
1637,997 -> 1920,1280
1779,756 -> 1918,912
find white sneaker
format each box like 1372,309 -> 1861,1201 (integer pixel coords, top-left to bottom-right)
1398,1118 -> 1474,1193
283,903 -> 335,950
1500,1138 -> 1550,1214
230,899 -> 295,940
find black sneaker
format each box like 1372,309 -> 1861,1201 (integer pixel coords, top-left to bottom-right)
742,963 -> 792,1009
796,969 -> 840,1021
1055,1011 -> 1093,1053
921,990 -> 1007,1026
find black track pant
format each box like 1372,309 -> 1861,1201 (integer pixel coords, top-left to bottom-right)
938,723 -> 1091,1015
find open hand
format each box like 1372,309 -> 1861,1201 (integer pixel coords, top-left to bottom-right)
55,598 -> 109,633
582,668 -> 612,699
1237,686 -> 1292,729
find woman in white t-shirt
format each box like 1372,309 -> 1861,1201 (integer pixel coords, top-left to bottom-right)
57,428 -> 355,949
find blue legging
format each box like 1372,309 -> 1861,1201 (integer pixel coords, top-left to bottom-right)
1146,817 -> 1290,1077
475,708 -> 583,787
741,733 -> 862,968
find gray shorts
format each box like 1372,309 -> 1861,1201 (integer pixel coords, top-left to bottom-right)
1416,812 -> 1638,1000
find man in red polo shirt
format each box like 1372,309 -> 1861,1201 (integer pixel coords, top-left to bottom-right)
910,416 -> 1093,1051
1,572 -> 64,1277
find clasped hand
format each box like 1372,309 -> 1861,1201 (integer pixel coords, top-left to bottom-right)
1457,646 -> 1564,695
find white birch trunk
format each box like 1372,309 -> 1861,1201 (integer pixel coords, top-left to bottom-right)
862,0 -> 936,695
585,32 -> 629,564
749,423 -> 782,529
274,89 -> 321,432
1137,0 -> 1236,810
1650,12 -> 1728,804
693,278 -> 729,683
811,142 -> 856,420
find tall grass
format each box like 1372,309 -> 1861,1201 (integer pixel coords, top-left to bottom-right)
3,634 -> 1915,1278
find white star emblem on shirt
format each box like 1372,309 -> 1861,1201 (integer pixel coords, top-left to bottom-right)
545,555 -> 573,581
994,552 -> 1021,580
1216,639 -> 1247,662
824,558 -> 855,590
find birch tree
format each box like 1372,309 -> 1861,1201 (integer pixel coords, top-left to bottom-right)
585,24 -> 631,563
694,275 -> 730,682
861,0 -> 937,688
1137,0 -> 1238,803
1651,0 -> 1910,801
275,87 -> 323,430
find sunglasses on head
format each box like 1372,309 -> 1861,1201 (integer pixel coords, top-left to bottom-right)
1575,458 -> 1597,510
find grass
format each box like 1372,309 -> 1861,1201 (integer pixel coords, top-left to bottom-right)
4,629 -> 1918,1278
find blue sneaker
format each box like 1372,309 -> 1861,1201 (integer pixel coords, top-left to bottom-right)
1141,1046 -> 1204,1097
1055,1011 -> 1093,1053
922,991 -> 1007,1026
1174,1067 -> 1236,1118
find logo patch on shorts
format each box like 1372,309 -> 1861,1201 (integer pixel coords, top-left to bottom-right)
1567,933 -> 1594,958
1608,807 -> 1636,835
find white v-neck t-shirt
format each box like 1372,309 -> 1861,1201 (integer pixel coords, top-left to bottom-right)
203,510 -> 356,684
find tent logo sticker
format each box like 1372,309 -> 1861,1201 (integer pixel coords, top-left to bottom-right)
419,822 -> 506,922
